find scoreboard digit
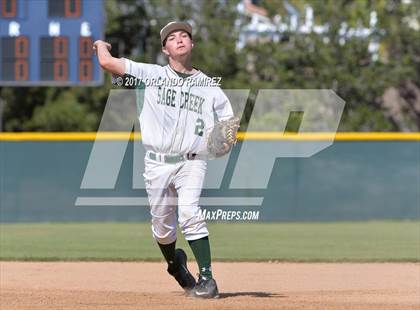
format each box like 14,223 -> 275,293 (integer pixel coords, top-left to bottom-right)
0,0 -> 103,86
1,36 -> 29,81
40,36 -> 68,81
49,0 -> 81,17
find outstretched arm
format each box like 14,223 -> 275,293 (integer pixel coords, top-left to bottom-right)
93,40 -> 125,76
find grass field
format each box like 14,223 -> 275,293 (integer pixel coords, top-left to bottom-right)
0,221 -> 419,262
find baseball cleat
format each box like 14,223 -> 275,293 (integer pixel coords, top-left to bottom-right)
189,275 -> 220,299
167,248 -> 196,292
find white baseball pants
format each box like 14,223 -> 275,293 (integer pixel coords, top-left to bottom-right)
143,153 -> 209,244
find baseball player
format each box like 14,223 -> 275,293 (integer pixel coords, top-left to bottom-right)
93,21 -> 235,299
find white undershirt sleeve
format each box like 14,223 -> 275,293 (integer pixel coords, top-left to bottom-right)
213,89 -> 234,122
123,58 -> 159,80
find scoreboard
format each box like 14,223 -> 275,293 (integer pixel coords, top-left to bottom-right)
0,0 -> 103,86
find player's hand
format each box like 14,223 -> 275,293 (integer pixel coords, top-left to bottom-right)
214,143 -> 231,157
93,40 -> 112,53
216,143 -> 230,156
222,143 -> 230,152
93,40 -> 124,75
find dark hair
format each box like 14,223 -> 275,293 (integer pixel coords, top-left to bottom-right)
162,31 -> 192,47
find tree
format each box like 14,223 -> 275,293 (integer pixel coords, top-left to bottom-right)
1,0 -> 418,131
236,0 -> 419,131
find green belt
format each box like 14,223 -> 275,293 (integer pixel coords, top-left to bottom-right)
148,152 -> 196,163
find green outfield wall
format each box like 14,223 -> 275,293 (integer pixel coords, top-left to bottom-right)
0,133 -> 419,222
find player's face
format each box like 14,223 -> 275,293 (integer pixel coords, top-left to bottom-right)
163,31 -> 193,57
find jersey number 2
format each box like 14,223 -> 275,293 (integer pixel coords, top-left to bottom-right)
195,118 -> 205,136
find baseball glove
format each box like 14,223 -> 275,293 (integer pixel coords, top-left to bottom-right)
207,116 -> 240,158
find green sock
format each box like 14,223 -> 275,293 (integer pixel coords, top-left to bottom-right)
188,236 -> 213,279
157,241 -> 177,272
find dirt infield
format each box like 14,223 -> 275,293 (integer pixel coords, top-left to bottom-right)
1,262 -> 419,310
